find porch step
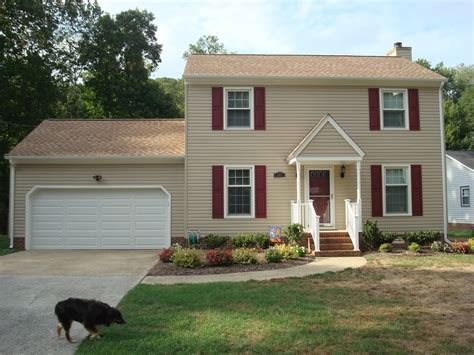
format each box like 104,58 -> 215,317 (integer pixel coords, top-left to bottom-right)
314,250 -> 362,257
320,243 -> 354,251
306,231 -> 360,256
320,237 -> 352,244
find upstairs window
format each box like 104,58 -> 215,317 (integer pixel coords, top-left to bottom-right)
384,166 -> 411,215
461,186 -> 470,207
381,89 -> 408,129
225,88 -> 253,129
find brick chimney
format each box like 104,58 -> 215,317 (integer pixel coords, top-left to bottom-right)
386,42 -> 412,61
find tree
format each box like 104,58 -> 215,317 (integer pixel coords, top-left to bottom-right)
182,35 -> 234,59
155,78 -> 185,117
416,59 -> 474,150
79,9 -> 177,118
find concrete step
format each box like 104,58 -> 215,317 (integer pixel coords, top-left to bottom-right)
314,250 -> 362,257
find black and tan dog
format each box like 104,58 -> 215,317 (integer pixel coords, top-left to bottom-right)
55,298 -> 125,343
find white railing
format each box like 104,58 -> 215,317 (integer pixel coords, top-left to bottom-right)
345,199 -> 360,251
290,200 -> 320,252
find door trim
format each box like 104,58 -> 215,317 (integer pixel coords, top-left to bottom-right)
304,166 -> 335,228
25,185 -> 171,250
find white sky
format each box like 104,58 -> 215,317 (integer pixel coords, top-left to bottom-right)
99,0 -> 474,78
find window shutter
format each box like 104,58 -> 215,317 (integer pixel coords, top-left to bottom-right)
371,165 -> 383,217
368,88 -> 380,131
411,165 -> 423,216
255,165 -> 267,218
212,166 -> 224,218
408,89 -> 420,131
254,87 -> 266,130
212,87 -> 223,130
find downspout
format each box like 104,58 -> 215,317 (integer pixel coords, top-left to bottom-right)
439,82 -> 450,243
8,160 -> 15,248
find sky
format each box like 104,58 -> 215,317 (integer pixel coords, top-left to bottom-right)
99,0 -> 474,78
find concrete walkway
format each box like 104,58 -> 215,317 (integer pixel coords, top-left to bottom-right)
142,257 -> 367,285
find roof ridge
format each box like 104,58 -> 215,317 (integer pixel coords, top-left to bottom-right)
46,118 -> 185,121
189,53 -> 403,58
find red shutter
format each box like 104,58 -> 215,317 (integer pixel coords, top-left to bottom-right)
368,88 -> 380,131
212,87 -> 223,130
411,165 -> 423,216
254,87 -> 265,130
371,165 -> 383,217
408,89 -> 420,131
212,166 -> 224,218
255,165 -> 267,218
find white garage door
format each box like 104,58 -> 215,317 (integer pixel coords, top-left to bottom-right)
29,188 -> 170,249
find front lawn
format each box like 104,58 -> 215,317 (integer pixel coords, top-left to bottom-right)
448,229 -> 473,240
77,254 -> 473,354
0,235 -> 16,256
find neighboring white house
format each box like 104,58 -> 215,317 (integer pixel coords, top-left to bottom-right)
446,151 -> 474,227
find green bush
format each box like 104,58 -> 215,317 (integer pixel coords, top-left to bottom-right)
407,242 -> 421,253
274,244 -> 299,260
203,234 -> 229,249
431,241 -> 444,252
379,243 -> 393,253
284,223 -> 304,245
232,233 -> 269,249
468,238 -> 474,252
362,220 -> 387,250
293,245 -> 306,257
172,248 -> 202,268
403,231 -> 440,246
264,247 -> 283,263
232,248 -> 258,264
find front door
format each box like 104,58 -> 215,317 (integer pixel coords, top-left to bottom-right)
308,169 -> 334,227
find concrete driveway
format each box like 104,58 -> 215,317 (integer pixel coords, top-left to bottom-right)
0,250 -> 157,355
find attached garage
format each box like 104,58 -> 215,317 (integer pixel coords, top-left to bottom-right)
6,119 -> 185,250
28,187 -> 170,250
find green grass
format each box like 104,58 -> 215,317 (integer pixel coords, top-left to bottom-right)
448,229 -> 473,240
77,254 -> 473,354
0,235 -> 16,256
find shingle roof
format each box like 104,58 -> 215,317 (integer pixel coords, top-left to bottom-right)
7,119 -> 185,158
446,151 -> 474,170
184,54 -> 446,81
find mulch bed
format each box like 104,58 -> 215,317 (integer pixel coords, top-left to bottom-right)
147,257 -> 314,276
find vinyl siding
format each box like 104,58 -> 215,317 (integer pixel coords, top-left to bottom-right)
299,123 -> 360,157
186,84 -> 444,234
13,163 -> 185,242
446,157 -> 473,224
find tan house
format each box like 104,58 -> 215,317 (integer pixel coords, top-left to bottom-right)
6,42 -> 449,254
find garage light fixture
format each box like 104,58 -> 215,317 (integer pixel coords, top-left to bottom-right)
93,175 -> 102,182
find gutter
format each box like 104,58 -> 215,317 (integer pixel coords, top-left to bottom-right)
439,82 -> 450,244
8,161 -> 15,249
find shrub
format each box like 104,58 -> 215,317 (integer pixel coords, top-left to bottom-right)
403,231 -> 440,246
264,247 -> 283,263
468,238 -> 474,252
172,248 -> 202,268
379,243 -> 393,253
232,233 -> 269,249
232,248 -> 258,264
408,242 -> 421,253
362,220 -> 385,250
293,245 -> 306,257
443,243 -> 453,253
284,223 -> 304,245
382,232 -> 398,243
203,234 -> 229,249
158,248 -> 175,263
275,244 -> 299,260
431,241 -> 444,252
451,241 -> 470,254
206,249 -> 234,266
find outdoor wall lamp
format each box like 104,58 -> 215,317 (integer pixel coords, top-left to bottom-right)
93,175 -> 102,182
340,165 -> 346,178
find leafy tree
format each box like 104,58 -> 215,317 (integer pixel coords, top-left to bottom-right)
182,35 -> 234,59
416,59 -> 474,150
155,78 -> 185,117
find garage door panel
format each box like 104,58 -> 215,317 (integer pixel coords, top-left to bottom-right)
30,188 -> 170,249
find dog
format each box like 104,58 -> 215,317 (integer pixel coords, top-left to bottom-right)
55,298 -> 125,343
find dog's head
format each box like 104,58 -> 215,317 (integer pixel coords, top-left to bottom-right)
106,307 -> 126,326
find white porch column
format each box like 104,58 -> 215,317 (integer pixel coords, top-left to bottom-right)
356,161 -> 362,233
296,161 -> 301,223
356,161 -> 361,203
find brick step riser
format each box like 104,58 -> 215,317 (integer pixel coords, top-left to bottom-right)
320,238 -> 352,244
320,244 -> 355,251
320,234 -> 351,239
314,251 -> 362,257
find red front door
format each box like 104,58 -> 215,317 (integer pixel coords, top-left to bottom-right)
309,170 -> 331,224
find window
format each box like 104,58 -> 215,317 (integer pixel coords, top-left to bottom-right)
225,167 -> 254,217
461,186 -> 470,207
381,89 -> 408,129
384,166 -> 411,215
225,88 -> 253,129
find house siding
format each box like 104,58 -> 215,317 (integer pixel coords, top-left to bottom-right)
446,156 -> 473,224
186,84 -> 444,234
13,163 -> 185,244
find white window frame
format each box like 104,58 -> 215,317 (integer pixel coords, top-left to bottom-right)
382,164 -> 412,216
224,87 -> 254,130
224,165 -> 255,218
380,88 -> 409,130
460,186 -> 470,207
